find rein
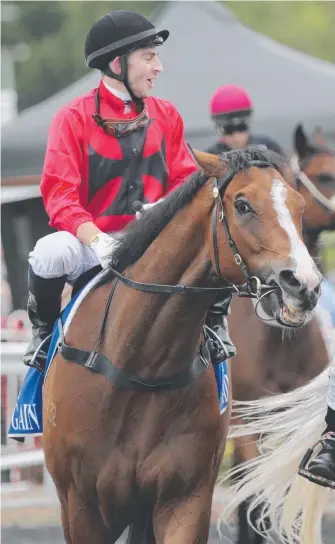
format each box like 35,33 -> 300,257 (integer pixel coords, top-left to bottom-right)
108,265 -> 271,298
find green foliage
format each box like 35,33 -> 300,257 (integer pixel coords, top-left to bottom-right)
225,1 -> 335,64
1,2 -> 66,46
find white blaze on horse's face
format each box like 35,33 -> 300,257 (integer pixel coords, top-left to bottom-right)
271,179 -> 320,290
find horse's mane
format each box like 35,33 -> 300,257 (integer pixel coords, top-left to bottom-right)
107,147 -> 286,273
108,169 -> 208,272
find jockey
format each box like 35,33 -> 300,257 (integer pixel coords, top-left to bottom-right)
206,85 -> 285,156
24,10 -> 236,373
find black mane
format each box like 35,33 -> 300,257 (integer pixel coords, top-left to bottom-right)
220,146 -> 287,177
108,147 -> 286,273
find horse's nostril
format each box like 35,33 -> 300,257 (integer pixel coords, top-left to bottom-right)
279,269 -> 303,291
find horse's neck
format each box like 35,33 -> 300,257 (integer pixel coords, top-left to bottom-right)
104,193 -> 218,376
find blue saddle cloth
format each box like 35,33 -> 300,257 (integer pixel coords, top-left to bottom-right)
8,289 -> 82,439
8,288 -> 229,440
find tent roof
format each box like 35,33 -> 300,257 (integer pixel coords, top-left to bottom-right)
2,1 -> 335,178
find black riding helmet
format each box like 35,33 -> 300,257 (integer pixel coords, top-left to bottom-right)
85,10 -> 169,109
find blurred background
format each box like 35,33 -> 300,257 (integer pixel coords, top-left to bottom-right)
1,2 -> 334,542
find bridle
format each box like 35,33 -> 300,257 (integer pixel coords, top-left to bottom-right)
109,158 -> 277,301
291,153 -> 335,214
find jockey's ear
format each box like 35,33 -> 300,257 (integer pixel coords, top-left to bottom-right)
109,56 -> 121,75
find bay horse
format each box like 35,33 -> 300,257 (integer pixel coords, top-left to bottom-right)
219,125 -> 335,544
43,148 -> 321,544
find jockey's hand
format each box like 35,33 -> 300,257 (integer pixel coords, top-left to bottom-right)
134,199 -> 163,219
89,232 -> 118,269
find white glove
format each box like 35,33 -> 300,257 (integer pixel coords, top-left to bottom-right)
89,232 -> 119,269
135,199 -> 163,219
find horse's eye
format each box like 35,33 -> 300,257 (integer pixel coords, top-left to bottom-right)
318,174 -> 335,184
235,200 -> 252,215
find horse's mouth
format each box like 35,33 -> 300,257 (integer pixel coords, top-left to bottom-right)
260,283 -> 308,328
277,303 -> 307,328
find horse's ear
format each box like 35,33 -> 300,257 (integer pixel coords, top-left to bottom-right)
294,123 -> 314,159
192,149 -> 226,179
312,126 -> 327,146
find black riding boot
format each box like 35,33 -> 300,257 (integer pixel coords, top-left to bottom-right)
299,406 -> 335,489
23,266 -> 66,373
205,296 -> 236,365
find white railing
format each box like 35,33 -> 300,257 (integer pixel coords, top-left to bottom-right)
2,448 -> 44,470
1,341 -> 28,373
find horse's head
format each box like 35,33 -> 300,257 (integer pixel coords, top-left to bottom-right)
294,123 -> 335,232
194,148 -> 322,328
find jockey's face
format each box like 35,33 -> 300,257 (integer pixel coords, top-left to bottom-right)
128,47 -> 163,98
220,130 -> 249,149
109,47 -> 163,99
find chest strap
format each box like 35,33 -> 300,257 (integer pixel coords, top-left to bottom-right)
57,318 -> 212,392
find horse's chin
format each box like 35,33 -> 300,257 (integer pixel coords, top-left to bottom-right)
259,289 -> 309,329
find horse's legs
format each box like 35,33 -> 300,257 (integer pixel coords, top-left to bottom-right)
233,433 -> 266,544
153,488 -> 213,544
66,484 -> 122,544
236,500 -> 267,544
127,515 -> 156,544
58,494 -> 72,544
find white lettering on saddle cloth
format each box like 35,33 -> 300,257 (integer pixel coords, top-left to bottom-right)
222,372 -> 229,404
219,361 -> 229,415
11,403 -> 40,432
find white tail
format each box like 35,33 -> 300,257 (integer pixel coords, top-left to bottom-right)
218,363 -> 334,544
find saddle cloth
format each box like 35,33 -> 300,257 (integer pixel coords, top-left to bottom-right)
8,271 -> 229,440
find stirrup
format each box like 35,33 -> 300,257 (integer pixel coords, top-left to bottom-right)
298,432 -> 335,489
24,334 -> 52,373
204,325 -> 235,361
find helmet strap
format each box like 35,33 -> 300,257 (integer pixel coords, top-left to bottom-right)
103,53 -> 144,113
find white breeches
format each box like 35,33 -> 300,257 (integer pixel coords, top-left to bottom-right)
29,232 -> 100,284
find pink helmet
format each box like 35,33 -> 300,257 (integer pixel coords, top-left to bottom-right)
210,85 -> 253,118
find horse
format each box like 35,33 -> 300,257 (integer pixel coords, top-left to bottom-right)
42,148 -> 321,544
223,123 -> 335,544
217,129 -> 335,544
